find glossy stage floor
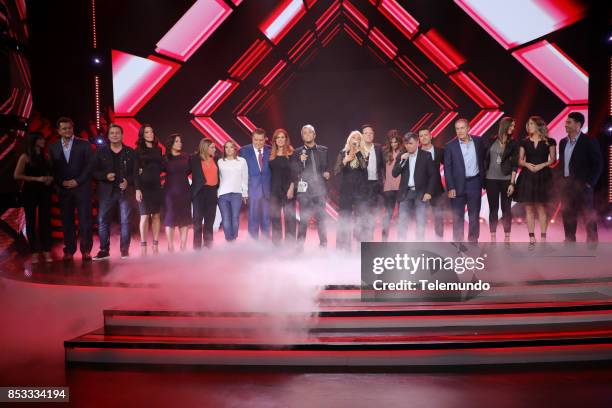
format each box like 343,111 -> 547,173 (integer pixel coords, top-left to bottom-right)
1,221 -> 611,366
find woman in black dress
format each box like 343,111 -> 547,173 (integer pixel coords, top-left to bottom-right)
13,132 -> 54,263
515,116 -> 557,244
134,124 -> 163,255
334,130 -> 367,251
269,128 -> 296,244
163,134 -> 192,252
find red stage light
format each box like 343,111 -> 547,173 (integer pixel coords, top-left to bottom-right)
259,0 -> 306,45
287,31 -> 316,62
394,55 -> 427,85
111,51 -> 180,116
430,111 -> 459,137
228,39 -> 272,80
368,27 -> 397,60
449,71 -> 501,109
236,115 -> 257,133
155,0 -> 233,62
469,110 -> 504,136
315,0 -> 341,31
512,40 -> 588,105
259,60 -> 288,87
191,117 -> 239,148
342,0 -> 369,29
413,30 -> 465,74
343,24 -> 364,46
321,25 -> 342,48
190,79 -> 239,116
454,0 -> 585,50
410,112 -> 434,132
378,0 -> 420,40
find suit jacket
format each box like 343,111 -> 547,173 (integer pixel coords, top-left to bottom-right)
559,132 -> 603,187
392,149 -> 436,201
444,135 -> 485,195
365,143 -> 385,184
189,153 -> 220,198
92,144 -> 137,200
292,144 -> 330,196
238,144 -> 271,200
49,137 -> 94,192
422,146 -> 445,197
483,136 -> 519,176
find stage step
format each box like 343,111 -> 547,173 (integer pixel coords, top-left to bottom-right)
65,301 -> 612,367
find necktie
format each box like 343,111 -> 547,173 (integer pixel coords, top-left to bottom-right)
258,149 -> 263,170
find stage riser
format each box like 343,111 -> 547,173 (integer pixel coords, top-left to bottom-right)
65,344 -> 612,366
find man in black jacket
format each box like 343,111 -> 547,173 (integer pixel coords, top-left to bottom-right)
559,112 -> 603,242
92,123 -> 136,260
392,132 -> 436,240
49,117 -> 94,261
418,127 -> 445,239
360,124 -> 385,241
292,124 -> 330,250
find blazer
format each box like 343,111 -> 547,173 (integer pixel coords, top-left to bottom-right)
392,149 -> 436,201
238,144 -> 271,200
483,136 -> 519,176
422,146 -> 445,197
444,135 -> 485,195
558,132 -> 603,187
189,153 -> 220,198
365,143 -> 385,184
49,137 -> 94,191
92,144 -> 137,200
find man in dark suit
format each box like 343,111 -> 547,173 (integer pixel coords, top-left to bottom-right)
49,117 -> 94,261
559,112 -> 603,242
91,124 -> 136,260
292,124 -> 330,250
238,128 -> 271,239
444,118 -> 485,243
392,132 -> 436,240
418,127 -> 445,239
360,124 -> 384,241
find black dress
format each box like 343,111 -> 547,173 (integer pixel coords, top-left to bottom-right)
163,153 -> 192,227
134,146 -> 163,214
269,155 -> 297,242
515,137 -> 556,203
21,155 -> 53,252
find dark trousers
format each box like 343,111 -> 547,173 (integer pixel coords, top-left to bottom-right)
193,186 -> 218,248
22,191 -> 52,252
485,178 -> 512,233
58,186 -> 93,255
98,190 -> 133,253
381,190 -> 398,241
451,177 -> 482,242
359,180 -> 381,241
247,192 -> 270,239
337,190 -> 361,250
297,193 -> 327,246
561,178 -> 598,242
430,193 -> 445,238
270,195 -> 296,244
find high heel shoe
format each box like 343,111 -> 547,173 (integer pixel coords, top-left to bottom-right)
152,240 -> 159,255
540,233 -> 547,242
140,241 -> 147,256
528,233 -> 536,245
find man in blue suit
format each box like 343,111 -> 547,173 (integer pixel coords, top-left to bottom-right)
239,128 -> 271,239
444,118 -> 485,243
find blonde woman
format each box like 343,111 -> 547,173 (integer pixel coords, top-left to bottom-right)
189,138 -> 219,249
334,130 -> 368,250
515,116 -> 557,244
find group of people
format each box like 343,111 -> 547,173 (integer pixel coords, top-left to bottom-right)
13,111 -> 603,263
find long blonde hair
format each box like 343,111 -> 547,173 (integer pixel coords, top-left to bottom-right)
343,130 -> 367,155
198,138 -> 215,160
526,116 -> 550,145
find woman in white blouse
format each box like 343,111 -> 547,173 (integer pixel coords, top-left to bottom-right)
217,141 -> 248,241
